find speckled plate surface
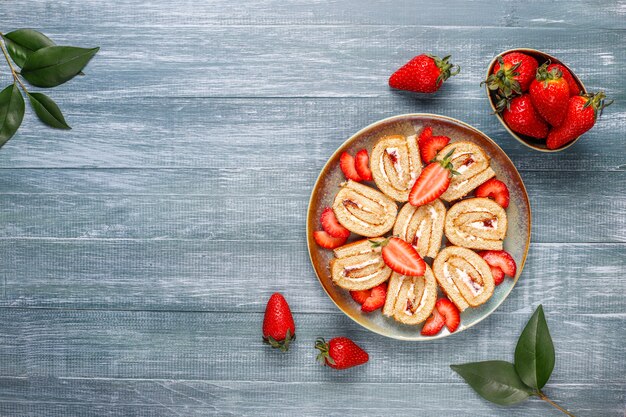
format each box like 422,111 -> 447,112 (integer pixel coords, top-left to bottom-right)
306,114 -> 531,341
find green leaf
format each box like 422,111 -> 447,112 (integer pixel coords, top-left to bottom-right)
27,92 -> 70,129
515,305 -> 555,390
0,84 -> 25,148
2,30 -> 86,75
450,361 -> 534,406
21,46 -> 99,88
2,29 -> 55,67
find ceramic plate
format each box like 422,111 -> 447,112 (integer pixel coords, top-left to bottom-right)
306,114 -> 531,340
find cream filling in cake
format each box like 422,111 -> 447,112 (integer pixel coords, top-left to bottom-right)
403,286 -> 429,316
468,219 -> 498,230
457,268 -> 483,296
345,271 -> 384,282
443,262 -> 485,298
378,147 -> 408,190
343,258 -> 381,272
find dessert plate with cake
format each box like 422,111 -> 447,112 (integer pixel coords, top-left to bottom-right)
307,114 -> 531,340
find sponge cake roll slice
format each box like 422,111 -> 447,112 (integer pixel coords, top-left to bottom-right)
370,134 -> 422,202
445,198 -> 507,250
393,199 -> 446,259
433,246 -> 495,311
436,141 -> 495,202
382,265 -> 437,325
330,238 -> 393,290
332,180 -> 397,237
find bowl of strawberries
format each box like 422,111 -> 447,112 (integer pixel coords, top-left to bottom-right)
484,48 -> 612,152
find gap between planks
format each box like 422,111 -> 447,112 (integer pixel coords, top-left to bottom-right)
0,375 -> 621,387
0,306 -> 622,317
0,238 -> 622,244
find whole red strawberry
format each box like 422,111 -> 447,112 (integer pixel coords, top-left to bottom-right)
546,92 -> 612,150
502,95 -> 549,139
389,54 -> 460,93
529,63 -> 570,127
315,337 -> 369,369
491,52 -> 538,92
262,293 -> 296,352
483,52 -> 538,111
547,63 -> 581,97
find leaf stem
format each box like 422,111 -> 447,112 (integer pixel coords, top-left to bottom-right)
537,391 -> 577,417
0,33 -> 29,94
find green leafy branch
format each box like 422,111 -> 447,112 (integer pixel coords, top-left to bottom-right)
451,305 -> 577,417
0,29 -> 99,148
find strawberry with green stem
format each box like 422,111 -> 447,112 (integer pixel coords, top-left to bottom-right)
530,63 -> 570,127
315,337 -> 369,369
409,148 -> 459,207
262,293 -> 296,352
483,52 -> 538,112
546,92 -> 612,150
389,54 -> 460,94
547,63 -> 581,97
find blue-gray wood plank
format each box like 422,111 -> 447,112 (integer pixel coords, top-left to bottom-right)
0,0 -> 625,415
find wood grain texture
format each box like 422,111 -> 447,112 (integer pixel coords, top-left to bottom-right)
0,309 -> 623,383
0,0 -> 624,415
3,0 -> 625,28
0,98 -> 623,170
0,27 -> 624,101
0,170 -> 624,242
1,241 -> 625,314
0,378 -> 623,417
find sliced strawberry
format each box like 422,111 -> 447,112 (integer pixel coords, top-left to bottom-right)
421,307 -> 445,336
475,178 -> 510,208
354,149 -> 373,181
409,163 -> 450,206
419,126 -> 433,143
489,265 -> 505,286
420,135 -> 450,163
350,289 -> 370,305
361,282 -> 388,312
409,149 -> 456,207
479,250 -> 517,277
314,230 -> 348,249
320,207 -> 350,239
375,237 -> 425,277
436,298 -> 460,333
339,152 -> 362,182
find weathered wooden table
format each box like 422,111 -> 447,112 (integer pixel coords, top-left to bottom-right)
0,1 -> 624,416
